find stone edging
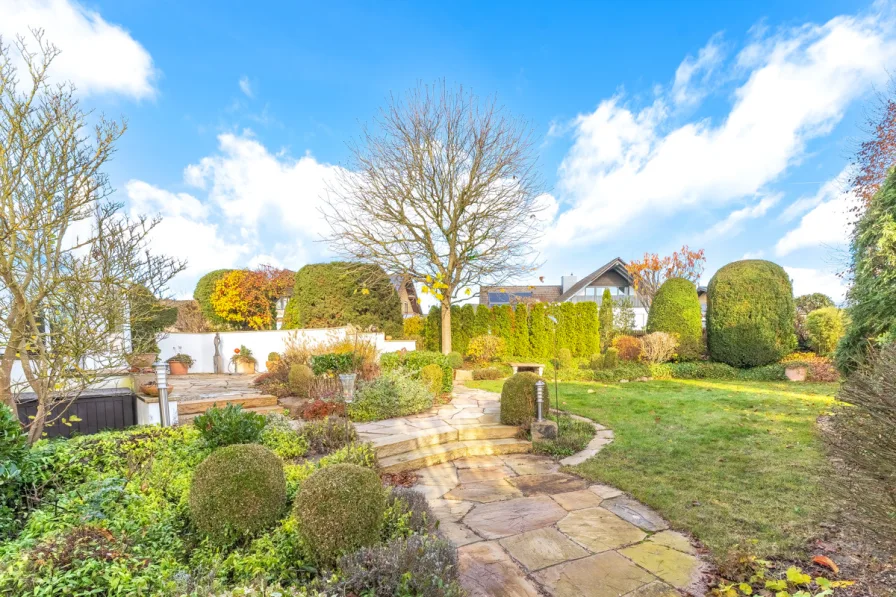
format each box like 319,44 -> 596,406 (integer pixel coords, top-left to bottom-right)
550,410 -> 616,466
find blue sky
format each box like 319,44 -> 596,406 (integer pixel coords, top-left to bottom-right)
4,0 -> 893,304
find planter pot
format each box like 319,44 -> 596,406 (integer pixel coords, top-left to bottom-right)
139,382 -> 174,398
785,365 -> 808,382
167,361 -> 189,376
127,353 -> 158,370
235,361 -> 256,375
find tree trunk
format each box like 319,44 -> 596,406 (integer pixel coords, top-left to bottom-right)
0,346 -> 18,420
26,401 -> 46,445
440,300 -> 452,354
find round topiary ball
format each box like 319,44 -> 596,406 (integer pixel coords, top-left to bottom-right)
706,260 -> 797,367
446,351 -> 463,369
189,443 -> 286,544
294,463 -> 386,565
500,371 -> 542,429
647,277 -> 704,361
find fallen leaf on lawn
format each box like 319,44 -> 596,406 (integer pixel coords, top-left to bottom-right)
812,555 -> 839,574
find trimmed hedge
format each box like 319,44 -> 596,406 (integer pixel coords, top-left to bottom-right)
285,262 -> 402,335
380,350 -> 452,393
806,307 -> 846,356
706,260 -> 797,367
294,463 -> 385,565
189,444 -> 286,544
647,278 -> 703,360
500,372 -> 541,428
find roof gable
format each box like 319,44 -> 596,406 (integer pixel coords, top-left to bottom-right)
556,258 -> 633,302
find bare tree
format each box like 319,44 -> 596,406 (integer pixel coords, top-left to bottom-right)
323,82 -> 544,353
0,33 -> 183,442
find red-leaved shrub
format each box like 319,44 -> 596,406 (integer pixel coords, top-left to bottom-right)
612,335 -> 643,361
302,399 -> 346,420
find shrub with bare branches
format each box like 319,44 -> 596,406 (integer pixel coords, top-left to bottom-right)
640,332 -> 678,364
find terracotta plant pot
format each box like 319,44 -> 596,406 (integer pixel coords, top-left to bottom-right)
168,361 -> 189,376
139,382 -> 174,398
235,361 -> 256,375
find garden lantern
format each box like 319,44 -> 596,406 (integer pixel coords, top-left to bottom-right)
340,373 -> 357,404
153,359 -> 171,427
535,379 -> 546,421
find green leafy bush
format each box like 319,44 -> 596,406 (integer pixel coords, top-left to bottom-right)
300,416 -> 357,454
795,293 -> 835,348
420,363 -> 444,397
472,367 -> 504,380
591,362 -> 651,382
0,405 -> 26,537
310,352 -> 354,375
805,307 -> 846,356
190,443 -> 287,544
294,463 -> 386,565
194,404 -> 267,448
500,372 -> 541,429
335,534 -> 462,597
285,262 -> 403,335
647,277 -> 703,360
466,334 -> 506,364
603,347 -> 619,369
532,416 -> 596,458
557,347 -> 573,369
349,369 -> 433,422
380,350 -> 452,393
317,442 -> 378,470
445,351 -> 463,369
381,486 -> 437,540
706,260 -> 797,367
261,426 -> 308,460
589,353 -> 604,370
663,361 -> 786,381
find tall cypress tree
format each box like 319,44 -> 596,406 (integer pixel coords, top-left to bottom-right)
599,289 -> 615,352
424,305 -> 441,351
492,305 -> 514,350
512,303 -> 531,357
577,301 -> 600,356
529,303 -> 550,358
473,304 -> 492,337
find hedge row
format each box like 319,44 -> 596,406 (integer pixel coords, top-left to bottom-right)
423,302 -> 600,358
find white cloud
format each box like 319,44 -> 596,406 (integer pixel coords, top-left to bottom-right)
775,184 -> 859,256
239,76 -> 253,98
784,265 -> 847,302
1,0 -> 157,99
742,250 -> 765,259
672,33 -> 725,106
779,165 -> 852,222
546,13 -> 896,247
703,194 -> 780,239
184,132 -> 343,238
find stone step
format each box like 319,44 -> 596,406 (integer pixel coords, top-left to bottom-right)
177,404 -> 285,424
368,424 -> 521,459
177,394 -> 278,415
379,438 -> 532,473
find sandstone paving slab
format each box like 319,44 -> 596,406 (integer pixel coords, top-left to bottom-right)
508,472 -> 589,496
560,449 -> 598,466
478,414 -> 501,424
619,542 -> 701,589
602,496 -> 669,532
502,454 -> 561,476
428,498 -> 473,522
415,462 -> 459,487
438,519 -> 482,547
647,530 -> 696,555
410,483 -> 452,500
463,495 -> 567,539
623,580 -> 680,597
499,527 -> 589,572
452,409 -> 486,419
453,455 -> 508,469
557,507 -> 647,552
457,541 -> 541,597
589,484 -> 623,499
534,551 -> 657,597
458,465 -> 516,484
551,488 -> 606,511
444,479 -> 524,503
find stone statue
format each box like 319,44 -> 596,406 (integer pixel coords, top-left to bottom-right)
213,333 -> 224,374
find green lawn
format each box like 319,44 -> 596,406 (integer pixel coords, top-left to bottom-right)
468,378 -> 840,570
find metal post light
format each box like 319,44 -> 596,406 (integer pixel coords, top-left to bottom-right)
535,379 -> 546,422
339,373 -> 357,404
153,359 -> 171,427
547,314 -> 560,429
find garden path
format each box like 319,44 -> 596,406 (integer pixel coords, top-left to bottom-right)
409,385 -> 711,597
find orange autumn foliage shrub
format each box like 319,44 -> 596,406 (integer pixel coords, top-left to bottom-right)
612,335 -> 643,361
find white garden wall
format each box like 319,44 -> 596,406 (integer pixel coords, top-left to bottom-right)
157,327 -> 416,374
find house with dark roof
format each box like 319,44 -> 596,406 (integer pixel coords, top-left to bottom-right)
479,257 -> 651,329
390,275 -> 423,318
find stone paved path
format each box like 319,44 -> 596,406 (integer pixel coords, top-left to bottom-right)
409,385 -> 709,597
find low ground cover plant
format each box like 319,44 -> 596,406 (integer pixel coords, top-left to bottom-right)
0,409 -> 459,595
532,415 -> 596,458
349,369 -> 434,422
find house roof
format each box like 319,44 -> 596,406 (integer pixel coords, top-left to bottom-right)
556,257 -> 633,302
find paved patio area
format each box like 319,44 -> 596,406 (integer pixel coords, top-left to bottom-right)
403,384 -> 709,597
168,373 -> 261,402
